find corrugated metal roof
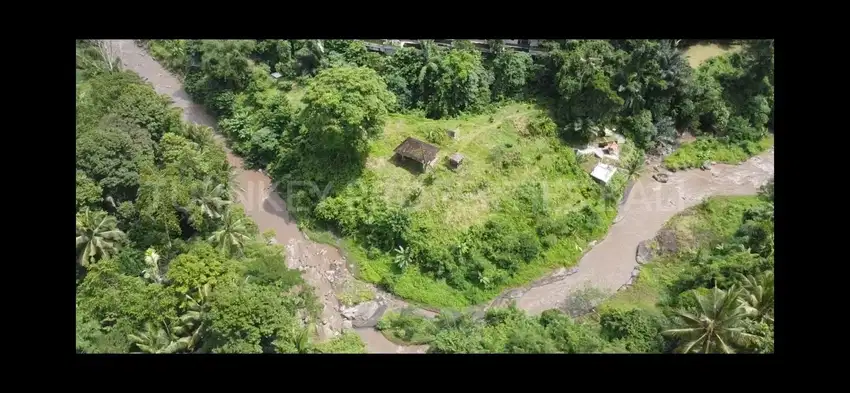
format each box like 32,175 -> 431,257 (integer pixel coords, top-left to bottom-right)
591,163 -> 617,184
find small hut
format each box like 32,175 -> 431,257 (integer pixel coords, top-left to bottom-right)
448,153 -> 465,169
394,137 -> 440,170
447,128 -> 460,139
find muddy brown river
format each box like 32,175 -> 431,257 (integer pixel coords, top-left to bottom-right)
106,40 -> 774,353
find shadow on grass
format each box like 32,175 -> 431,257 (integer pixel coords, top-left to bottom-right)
528,95 -> 594,149
389,154 -> 428,176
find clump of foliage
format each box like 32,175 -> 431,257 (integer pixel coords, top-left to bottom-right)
76,41 -> 362,354
140,39 -> 773,353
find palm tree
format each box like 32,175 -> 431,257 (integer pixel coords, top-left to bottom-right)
76,209 -> 126,267
171,284 -> 212,352
189,179 -> 232,221
393,245 -> 412,270
292,327 -> 312,354
736,272 -> 774,324
601,185 -> 620,211
663,286 -> 759,353
142,248 -> 163,284
184,123 -> 218,148
417,40 -> 441,89
216,160 -> 244,199
128,322 -> 187,354
623,151 -> 645,181
207,206 -> 253,256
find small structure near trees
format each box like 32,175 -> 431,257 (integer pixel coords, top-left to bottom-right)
393,137 -> 440,170
590,163 -> 617,184
447,128 -> 460,139
448,153 -> 465,169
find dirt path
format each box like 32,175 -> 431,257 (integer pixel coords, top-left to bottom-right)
108,40 -> 774,353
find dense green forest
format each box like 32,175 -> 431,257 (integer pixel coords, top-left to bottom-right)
75,40 -> 364,353
140,39 -> 773,310
378,181 -> 774,353
78,39 -> 774,354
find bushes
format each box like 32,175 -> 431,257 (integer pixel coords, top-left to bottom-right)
599,308 -> 664,353
663,135 -> 772,171
526,114 -> 558,138
377,309 -> 437,345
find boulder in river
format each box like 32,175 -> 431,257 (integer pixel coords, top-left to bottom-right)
636,240 -> 654,264
653,173 -> 669,183
341,301 -> 388,328
655,229 -> 679,254
701,160 -> 712,171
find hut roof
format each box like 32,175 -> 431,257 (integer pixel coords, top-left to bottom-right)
394,137 -> 440,165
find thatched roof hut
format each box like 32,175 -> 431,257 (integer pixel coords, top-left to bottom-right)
394,137 -> 440,168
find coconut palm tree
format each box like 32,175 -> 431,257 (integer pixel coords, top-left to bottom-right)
171,284 -> 212,352
75,209 -> 126,267
601,184 -> 620,211
736,272 -> 774,324
623,151 -> 645,181
216,160 -> 244,199
417,40 -> 441,90
184,123 -> 218,148
128,322 -> 187,354
663,286 -> 759,353
189,179 -> 232,221
207,206 -> 253,256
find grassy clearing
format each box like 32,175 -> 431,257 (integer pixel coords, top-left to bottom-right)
684,43 -> 742,68
284,85 -> 307,111
304,100 -> 633,308
600,196 -> 761,314
358,104 -> 630,307
664,134 -> 773,171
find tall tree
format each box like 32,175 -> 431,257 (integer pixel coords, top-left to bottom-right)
128,322 -> 187,354
553,40 -> 626,138
207,206 -> 255,257
76,115 -> 155,202
76,209 -> 126,267
663,286 -> 758,353
491,50 -> 533,101
198,40 -> 257,91
736,271 -> 774,323
186,179 -> 232,222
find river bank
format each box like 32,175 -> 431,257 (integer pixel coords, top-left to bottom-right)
108,40 -> 774,353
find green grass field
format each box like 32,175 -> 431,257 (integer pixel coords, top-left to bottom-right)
292,92 -> 634,308
599,196 -> 762,315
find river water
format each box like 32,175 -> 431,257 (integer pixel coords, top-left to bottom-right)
105,40 -> 774,353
